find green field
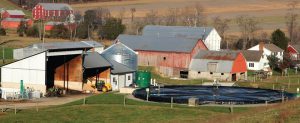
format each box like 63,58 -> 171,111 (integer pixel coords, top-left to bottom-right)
0,93 -> 249,123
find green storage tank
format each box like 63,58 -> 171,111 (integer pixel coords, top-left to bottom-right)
136,71 -> 151,88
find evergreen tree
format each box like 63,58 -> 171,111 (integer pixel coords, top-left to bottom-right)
99,18 -> 125,40
271,29 -> 289,50
17,21 -> 27,37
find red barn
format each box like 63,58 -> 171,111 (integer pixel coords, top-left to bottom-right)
117,34 -> 208,78
2,10 -> 25,19
1,18 -> 33,29
189,50 -> 247,81
32,3 -> 73,21
287,44 -> 300,61
45,21 -> 77,31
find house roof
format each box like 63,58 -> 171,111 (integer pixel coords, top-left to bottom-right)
240,50 -> 263,62
38,3 -> 73,11
142,25 -> 214,40
289,44 -> 300,52
2,18 -> 30,22
83,52 -> 111,69
193,50 -> 239,61
109,60 -> 135,74
28,41 -> 103,50
264,44 -> 283,52
5,10 -> 25,15
117,34 -> 201,53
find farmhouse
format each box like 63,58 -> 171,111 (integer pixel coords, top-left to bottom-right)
117,34 -> 208,77
0,18 -> 33,29
1,10 -> 25,19
248,42 -> 284,61
32,3 -> 73,21
287,44 -> 300,61
142,25 -> 221,51
241,50 -> 269,71
1,41 -> 106,95
101,42 -> 137,91
189,50 -> 247,81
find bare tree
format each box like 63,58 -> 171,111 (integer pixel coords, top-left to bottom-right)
213,16 -> 230,39
144,10 -> 159,25
130,8 -> 136,22
180,3 -> 206,27
236,15 -> 260,50
118,7 -> 126,20
286,1 -> 299,43
165,8 -> 179,26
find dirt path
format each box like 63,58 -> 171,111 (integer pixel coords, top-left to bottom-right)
0,94 -> 94,109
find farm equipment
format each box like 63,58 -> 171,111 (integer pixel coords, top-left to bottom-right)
96,80 -> 112,92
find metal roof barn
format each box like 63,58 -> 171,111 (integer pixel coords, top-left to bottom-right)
142,25 -> 221,51
117,34 -> 201,53
101,41 -> 138,71
117,34 -> 208,77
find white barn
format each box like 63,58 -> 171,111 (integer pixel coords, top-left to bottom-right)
248,43 -> 284,61
142,25 -> 222,51
1,52 -> 47,94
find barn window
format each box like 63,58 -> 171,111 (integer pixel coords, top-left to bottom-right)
249,63 -> 254,67
128,75 -> 131,81
207,62 -> 217,72
163,57 -> 166,60
113,77 -> 117,82
198,71 -> 201,74
221,73 -> 224,75
210,72 -> 213,75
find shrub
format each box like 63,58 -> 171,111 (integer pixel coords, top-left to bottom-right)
0,28 -> 6,36
26,25 -> 39,37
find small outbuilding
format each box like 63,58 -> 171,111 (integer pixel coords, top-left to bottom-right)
1,10 -> 25,19
101,42 -> 137,91
1,18 -> 33,29
189,50 -> 247,81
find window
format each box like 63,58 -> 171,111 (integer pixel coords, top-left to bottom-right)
221,73 -> 224,75
163,57 -> 166,60
198,71 -> 201,74
113,77 -> 117,82
210,72 -> 213,75
249,63 -> 254,67
128,75 -> 131,81
274,52 -> 278,56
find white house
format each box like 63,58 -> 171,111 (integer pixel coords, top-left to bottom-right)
142,25 -> 222,51
248,43 -> 284,61
241,50 -> 269,71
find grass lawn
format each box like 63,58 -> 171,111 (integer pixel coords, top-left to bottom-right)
0,93 -> 249,123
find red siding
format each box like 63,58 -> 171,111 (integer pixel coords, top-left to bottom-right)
190,40 -> 208,58
231,53 -> 247,73
1,19 -> 33,29
32,4 -> 73,21
2,11 -> 24,19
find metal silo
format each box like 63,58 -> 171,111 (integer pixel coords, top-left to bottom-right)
102,42 -> 137,70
